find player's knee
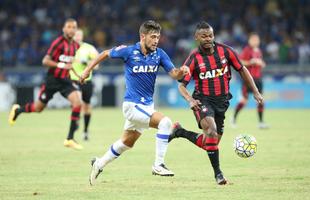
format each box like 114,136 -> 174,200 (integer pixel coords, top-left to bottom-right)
72,99 -> 82,108
158,117 -> 172,133
203,127 -> 217,138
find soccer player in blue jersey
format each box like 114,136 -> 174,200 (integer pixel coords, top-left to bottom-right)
80,20 -> 189,185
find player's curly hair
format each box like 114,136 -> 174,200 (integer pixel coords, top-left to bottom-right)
139,20 -> 161,35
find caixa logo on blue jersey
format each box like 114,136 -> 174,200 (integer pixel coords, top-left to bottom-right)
133,65 -> 159,73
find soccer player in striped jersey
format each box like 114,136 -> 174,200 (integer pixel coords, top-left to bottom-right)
80,20 -> 189,185
70,29 -> 99,140
8,18 -> 83,150
232,33 -> 268,129
168,21 -> 263,185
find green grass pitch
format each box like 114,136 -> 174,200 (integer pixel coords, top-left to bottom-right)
0,108 -> 310,200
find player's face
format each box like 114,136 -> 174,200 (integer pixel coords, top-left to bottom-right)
249,35 -> 260,48
63,21 -> 78,40
142,31 -> 160,52
195,28 -> 214,49
74,30 -> 83,43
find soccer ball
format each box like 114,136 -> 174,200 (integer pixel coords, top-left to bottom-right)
233,134 -> 257,158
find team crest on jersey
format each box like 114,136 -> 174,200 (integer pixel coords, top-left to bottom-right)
221,57 -> 228,64
199,66 -> 228,79
133,56 -> 141,62
199,63 -> 206,68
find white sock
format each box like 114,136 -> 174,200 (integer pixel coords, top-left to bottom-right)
97,139 -> 130,169
155,117 -> 172,166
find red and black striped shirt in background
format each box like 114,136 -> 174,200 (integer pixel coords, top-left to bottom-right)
46,35 -> 79,79
239,45 -> 263,79
182,42 -> 243,97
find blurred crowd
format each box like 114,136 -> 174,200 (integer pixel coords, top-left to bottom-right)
0,0 -> 309,68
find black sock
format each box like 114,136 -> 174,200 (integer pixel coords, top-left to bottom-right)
84,114 -> 91,132
207,150 -> 221,176
67,107 -> 81,140
175,128 -> 200,145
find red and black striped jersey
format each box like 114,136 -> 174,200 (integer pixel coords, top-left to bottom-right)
240,45 -> 263,79
46,35 -> 79,79
182,42 -> 243,97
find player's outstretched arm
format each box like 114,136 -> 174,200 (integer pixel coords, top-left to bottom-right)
178,83 -> 201,111
80,49 -> 110,83
239,67 -> 264,104
168,66 -> 190,80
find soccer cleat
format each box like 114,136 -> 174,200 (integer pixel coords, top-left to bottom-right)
168,122 -> 183,142
8,104 -> 20,126
215,172 -> 227,185
152,164 -> 174,176
89,158 -> 103,186
258,122 -> 269,129
64,139 -> 83,150
83,132 -> 89,141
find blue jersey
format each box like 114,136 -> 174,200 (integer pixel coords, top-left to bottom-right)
109,42 -> 175,105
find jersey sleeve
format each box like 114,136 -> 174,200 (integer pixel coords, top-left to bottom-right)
159,49 -> 175,73
109,45 -> 130,60
47,37 -> 63,57
181,53 -> 195,86
227,47 -> 243,71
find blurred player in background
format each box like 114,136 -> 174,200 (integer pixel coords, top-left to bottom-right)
168,22 -> 263,185
232,33 -> 268,129
70,29 -> 99,141
8,18 -> 83,150
80,20 -> 189,185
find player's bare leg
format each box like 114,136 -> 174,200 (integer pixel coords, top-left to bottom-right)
89,130 -> 139,185
8,100 -> 46,125
82,102 -> 92,140
149,112 -> 174,176
200,117 -> 227,185
64,90 -> 83,150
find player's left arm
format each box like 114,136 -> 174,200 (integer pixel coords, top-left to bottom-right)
227,47 -> 263,104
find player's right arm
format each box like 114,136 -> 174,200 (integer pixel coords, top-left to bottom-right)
42,37 -> 72,69
178,53 -> 201,111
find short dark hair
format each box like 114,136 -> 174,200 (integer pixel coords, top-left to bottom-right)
195,21 -> 212,31
64,18 -> 77,25
139,20 -> 161,35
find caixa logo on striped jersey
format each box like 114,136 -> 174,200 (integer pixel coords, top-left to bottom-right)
59,54 -> 74,63
199,66 -> 229,79
133,65 -> 159,73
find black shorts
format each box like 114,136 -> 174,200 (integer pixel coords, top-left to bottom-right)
38,76 -> 79,104
74,81 -> 93,104
242,79 -> 263,99
192,93 -> 232,135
